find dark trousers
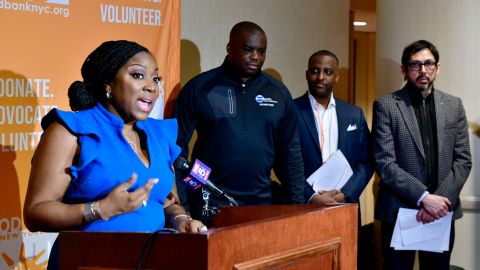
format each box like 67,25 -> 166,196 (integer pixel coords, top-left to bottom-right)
47,237 -> 59,270
381,220 -> 455,270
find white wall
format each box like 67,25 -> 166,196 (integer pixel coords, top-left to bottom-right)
180,0 -> 350,99
377,1 -> 480,269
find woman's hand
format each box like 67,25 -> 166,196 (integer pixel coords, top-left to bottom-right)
165,203 -> 207,233
99,173 -> 158,220
173,215 -> 207,233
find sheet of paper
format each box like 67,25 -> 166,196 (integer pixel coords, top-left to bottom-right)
306,149 -> 353,192
390,208 -> 452,253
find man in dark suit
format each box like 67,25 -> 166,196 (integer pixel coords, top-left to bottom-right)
294,50 -> 373,269
373,40 -> 472,270
294,50 -> 372,206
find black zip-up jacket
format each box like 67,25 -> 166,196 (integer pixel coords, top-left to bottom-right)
173,59 -> 305,213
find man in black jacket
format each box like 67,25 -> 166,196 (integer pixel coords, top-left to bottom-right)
173,21 -> 305,224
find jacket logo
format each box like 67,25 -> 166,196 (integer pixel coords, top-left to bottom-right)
255,95 -> 278,107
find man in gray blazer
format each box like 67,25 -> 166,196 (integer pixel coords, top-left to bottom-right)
373,40 -> 471,270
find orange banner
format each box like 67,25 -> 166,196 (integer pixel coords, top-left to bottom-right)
0,0 -> 180,268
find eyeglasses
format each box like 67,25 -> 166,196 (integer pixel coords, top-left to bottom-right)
407,61 -> 437,71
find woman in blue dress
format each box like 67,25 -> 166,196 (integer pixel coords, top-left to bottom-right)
23,40 -> 206,268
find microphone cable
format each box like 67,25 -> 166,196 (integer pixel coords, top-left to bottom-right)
136,228 -> 178,270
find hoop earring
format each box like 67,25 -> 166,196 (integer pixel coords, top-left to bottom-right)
106,91 -> 112,99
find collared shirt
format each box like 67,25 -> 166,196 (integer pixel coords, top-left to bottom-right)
308,93 -> 338,161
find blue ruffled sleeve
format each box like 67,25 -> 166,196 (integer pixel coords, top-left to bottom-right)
41,108 -> 101,182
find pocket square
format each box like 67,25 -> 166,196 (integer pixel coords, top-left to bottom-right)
347,124 -> 357,131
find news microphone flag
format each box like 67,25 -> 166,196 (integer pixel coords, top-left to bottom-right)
190,159 -> 211,184
181,175 -> 201,190
182,159 -> 211,190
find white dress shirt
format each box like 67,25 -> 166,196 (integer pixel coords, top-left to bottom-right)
308,93 -> 338,161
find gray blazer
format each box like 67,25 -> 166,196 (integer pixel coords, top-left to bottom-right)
372,86 -> 471,222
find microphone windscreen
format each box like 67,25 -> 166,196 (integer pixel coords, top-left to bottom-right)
173,156 -> 190,171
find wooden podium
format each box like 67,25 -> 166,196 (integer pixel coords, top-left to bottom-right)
59,204 -> 357,270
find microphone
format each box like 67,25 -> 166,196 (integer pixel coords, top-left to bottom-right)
173,156 -> 239,206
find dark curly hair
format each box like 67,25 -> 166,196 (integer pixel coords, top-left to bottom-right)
68,40 -> 150,111
401,40 -> 439,66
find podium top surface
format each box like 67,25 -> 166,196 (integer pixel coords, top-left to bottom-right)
210,203 -> 352,229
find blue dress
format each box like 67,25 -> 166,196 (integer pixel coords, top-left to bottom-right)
41,103 -> 181,232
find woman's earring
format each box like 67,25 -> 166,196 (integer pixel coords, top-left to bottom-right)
106,91 -> 112,99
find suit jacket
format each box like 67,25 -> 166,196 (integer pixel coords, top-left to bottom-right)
373,86 -> 472,222
294,92 -> 373,203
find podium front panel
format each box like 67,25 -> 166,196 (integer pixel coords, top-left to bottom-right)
59,204 -> 357,270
